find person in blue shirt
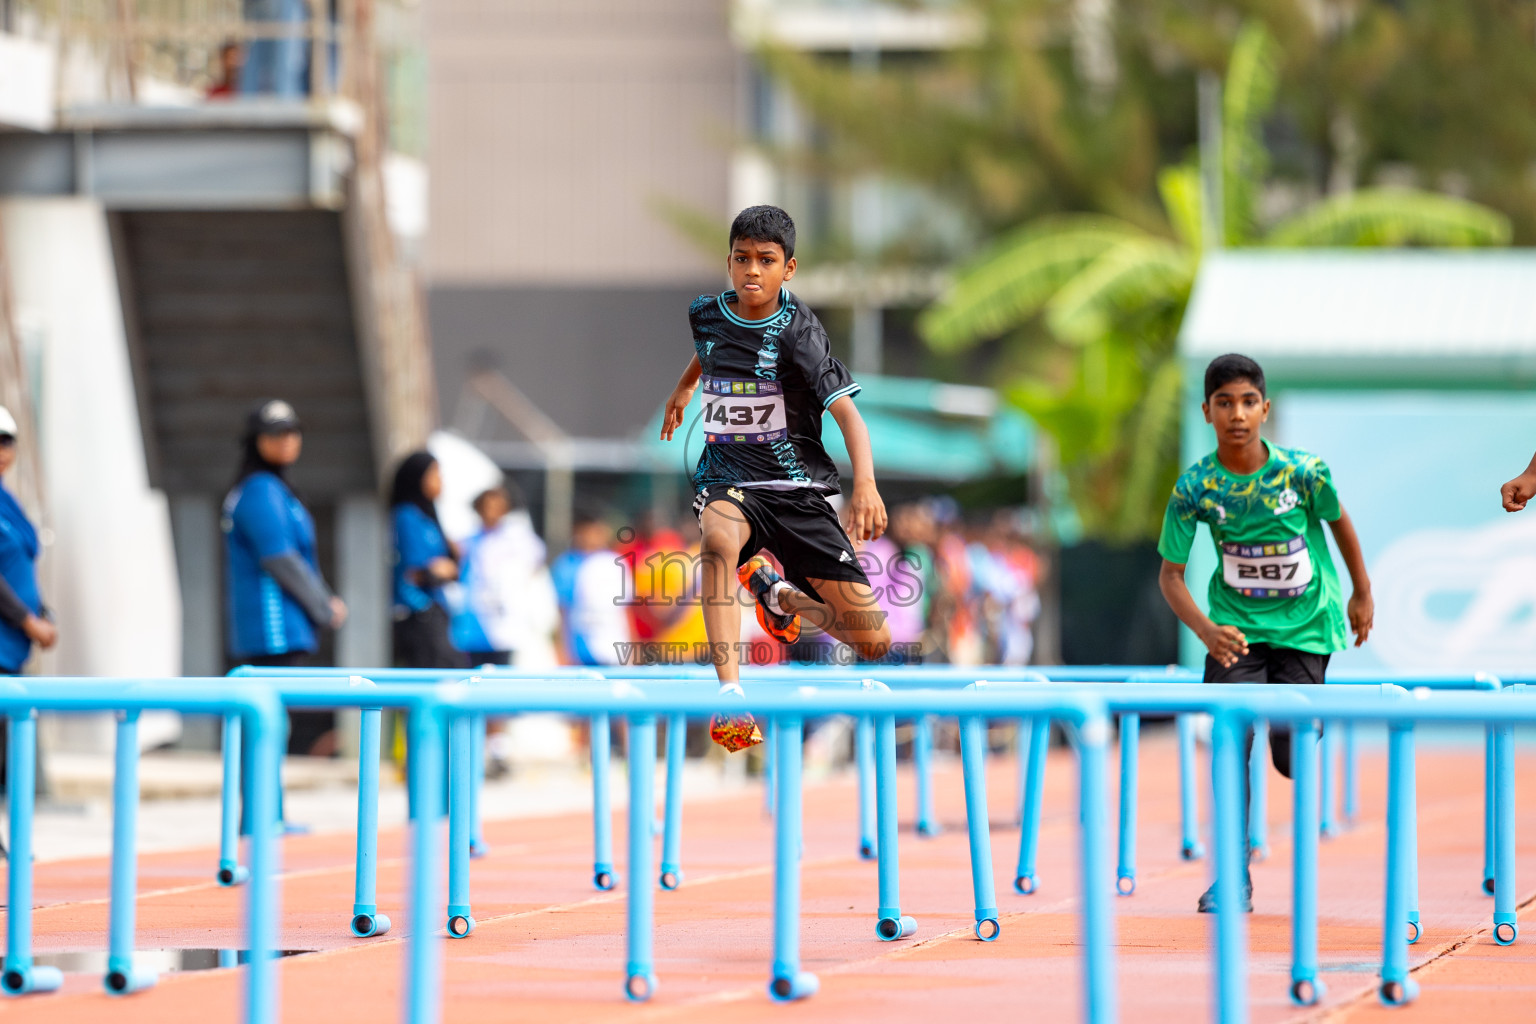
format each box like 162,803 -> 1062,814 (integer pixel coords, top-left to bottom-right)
224,400 -> 347,665
223,399 -> 347,833
0,406 -> 56,675
390,451 -> 466,669
0,406 -> 56,813
390,451 -> 465,819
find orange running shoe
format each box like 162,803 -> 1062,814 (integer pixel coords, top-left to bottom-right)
710,682 -> 763,752
737,556 -> 801,644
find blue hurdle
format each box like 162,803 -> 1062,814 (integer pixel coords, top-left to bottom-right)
8,671 -> 1535,1023
0,679 -> 284,1023
429,681 -> 1120,1021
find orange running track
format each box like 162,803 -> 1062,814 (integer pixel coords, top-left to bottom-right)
1,727 -> 1533,1023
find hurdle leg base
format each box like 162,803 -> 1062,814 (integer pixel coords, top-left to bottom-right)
768,971 -> 818,1001
1289,976 -> 1325,1007
875,914 -> 918,941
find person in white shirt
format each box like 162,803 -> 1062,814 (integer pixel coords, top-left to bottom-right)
551,513 -> 632,666
457,483 -> 553,665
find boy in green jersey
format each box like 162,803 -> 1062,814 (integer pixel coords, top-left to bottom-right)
1158,354 -> 1374,913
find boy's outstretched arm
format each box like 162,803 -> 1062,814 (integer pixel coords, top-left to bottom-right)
1501,451 -> 1536,512
1158,560 -> 1247,667
828,395 -> 886,542
660,356 -> 702,441
1326,505 -> 1373,646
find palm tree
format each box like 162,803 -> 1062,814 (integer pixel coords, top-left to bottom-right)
919,22 -> 1510,544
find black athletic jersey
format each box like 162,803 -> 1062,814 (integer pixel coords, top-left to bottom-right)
688,288 -> 860,494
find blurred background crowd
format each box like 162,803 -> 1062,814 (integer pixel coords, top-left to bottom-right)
439,490 -> 1042,673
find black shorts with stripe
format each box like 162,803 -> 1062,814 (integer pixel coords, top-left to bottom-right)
693,485 -> 870,602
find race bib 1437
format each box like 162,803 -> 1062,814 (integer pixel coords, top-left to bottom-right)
701,377 -> 788,444
1220,534 -> 1313,598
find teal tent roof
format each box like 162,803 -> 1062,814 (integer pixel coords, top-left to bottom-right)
639,374 -> 1033,481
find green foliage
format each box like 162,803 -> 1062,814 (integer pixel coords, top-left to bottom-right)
916,20 -> 1509,543
757,0 -> 1529,541
917,216 -> 1140,352
1044,237 -> 1193,346
1158,166 -> 1203,251
1220,21 -> 1280,245
1266,188 -> 1512,248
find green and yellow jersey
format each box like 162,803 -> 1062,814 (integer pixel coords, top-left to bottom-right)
1158,441 -> 1347,655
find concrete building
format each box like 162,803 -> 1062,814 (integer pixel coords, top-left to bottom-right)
0,2 -> 434,749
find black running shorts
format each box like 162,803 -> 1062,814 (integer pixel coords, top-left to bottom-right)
693,485 -> 871,602
1204,641 -> 1329,779
1202,642 -> 1329,686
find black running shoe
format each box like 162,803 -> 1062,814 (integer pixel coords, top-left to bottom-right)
1196,872 -> 1253,913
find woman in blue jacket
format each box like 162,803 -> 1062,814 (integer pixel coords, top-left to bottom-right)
224,400 -> 346,666
0,406 -> 56,808
390,451 -> 464,819
0,406 -> 55,674
390,451 -> 466,669
223,400 -> 346,832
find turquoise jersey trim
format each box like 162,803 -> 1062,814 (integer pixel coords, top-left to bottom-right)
717,287 -> 790,328
822,381 -> 862,409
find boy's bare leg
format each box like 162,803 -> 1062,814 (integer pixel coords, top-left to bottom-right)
699,502 -> 752,684
782,578 -> 892,661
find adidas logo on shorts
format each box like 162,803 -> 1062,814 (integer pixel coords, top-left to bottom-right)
839,549 -> 852,563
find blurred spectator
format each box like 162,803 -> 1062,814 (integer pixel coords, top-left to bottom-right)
390,452 -> 466,670
223,399 -> 345,830
550,512 -> 631,666
223,401 -> 345,668
0,406 -> 53,807
238,0 -> 336,97
616,510 -> 702,650
930,501 -> 981,665
0,406 -> 55,677
238,0 -> 309,97
986,513 -> 1042,665
859,501 -> 938,664
206,41 -> 244,98
453,482 -> 550,666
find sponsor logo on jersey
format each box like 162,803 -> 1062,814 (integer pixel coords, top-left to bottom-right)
1275,488 -> 1299,514
839,550 -> 852,563
732,382 -> 745,394
745,383 -> 757,394
734,435 -> 746,442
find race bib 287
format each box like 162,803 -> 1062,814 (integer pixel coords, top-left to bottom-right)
1220,534 -> 1314,598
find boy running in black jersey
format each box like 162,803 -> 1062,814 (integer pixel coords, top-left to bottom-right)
660,206 -> 892,750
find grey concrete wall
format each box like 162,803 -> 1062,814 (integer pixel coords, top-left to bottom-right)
430,283 -> 720,439
426,0 -> 736,286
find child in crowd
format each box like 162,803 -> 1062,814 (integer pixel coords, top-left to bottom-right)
550,512 -> 631,667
